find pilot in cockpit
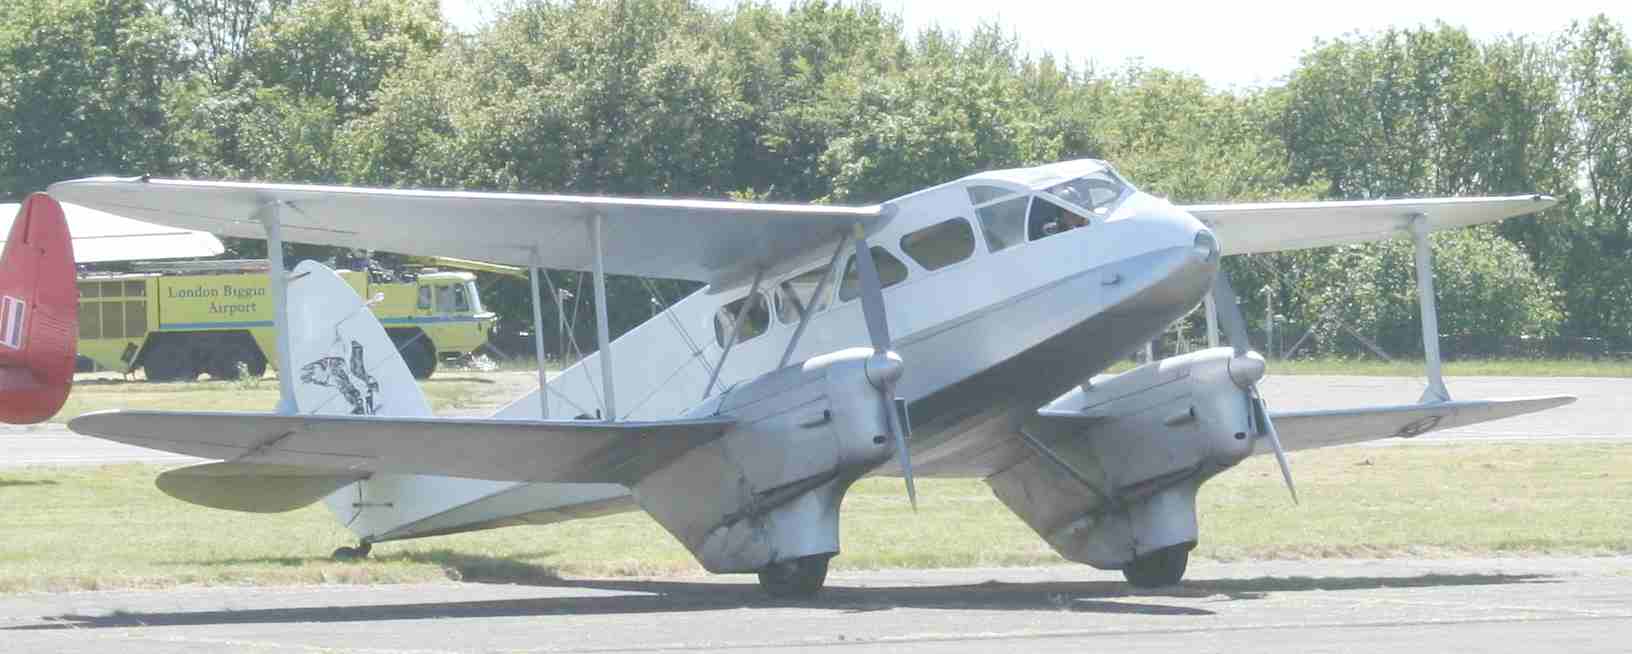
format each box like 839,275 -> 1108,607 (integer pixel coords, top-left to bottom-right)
1035,186 -> 1091,239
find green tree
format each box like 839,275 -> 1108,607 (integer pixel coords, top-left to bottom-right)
0,0 -> 180,198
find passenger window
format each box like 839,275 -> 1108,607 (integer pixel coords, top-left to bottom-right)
417,285 -> 432,310
452,284 -> 470,312
776,267 -> 832,324
973,195 -> 1030,253
838,246 -> 909,302
435,285 -> 456,313
714,292 -> 770,348
901,218 -> 975,271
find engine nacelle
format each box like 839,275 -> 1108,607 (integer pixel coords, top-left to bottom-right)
634,347 -> 896,573
988,347 -> 1261,570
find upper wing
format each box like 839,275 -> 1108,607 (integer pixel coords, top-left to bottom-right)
1266,395 -> 1575,452
1181,195 -> 1556,256
0,200 -> 224,263
68,410 -> 735,485
47,177 -> 885,285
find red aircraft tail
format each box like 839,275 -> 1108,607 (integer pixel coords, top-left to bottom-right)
0,194 -> 77,423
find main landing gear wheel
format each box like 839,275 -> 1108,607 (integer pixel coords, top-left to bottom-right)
757,555 -> 830,599
331,542 -> 373,561
1122,542 -> 1193,588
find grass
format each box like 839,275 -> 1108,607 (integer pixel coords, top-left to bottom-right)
1106,356 -> 1632,377
0,442 -> 1626,593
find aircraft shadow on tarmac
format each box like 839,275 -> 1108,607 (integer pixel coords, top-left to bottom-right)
8,549 -> 1558,631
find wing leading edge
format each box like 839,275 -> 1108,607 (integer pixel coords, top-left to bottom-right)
1182,195 -> 1557,256
47,177 -> 886,286
68,410 -> 735,485
1264,395 -> 1576,453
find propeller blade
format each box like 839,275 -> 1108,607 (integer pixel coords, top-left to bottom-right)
883,382 -> 917,510
1210,274 -> 1253,357
852,224 -> 892,354
1252,389 -> 1298,504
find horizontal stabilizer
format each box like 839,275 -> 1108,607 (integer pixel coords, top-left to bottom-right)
1266,395 -> 1576,453
70,411 -> 736,485
157,462 -> 367,513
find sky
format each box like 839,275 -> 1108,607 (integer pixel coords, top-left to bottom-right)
440,0 -> 1632,89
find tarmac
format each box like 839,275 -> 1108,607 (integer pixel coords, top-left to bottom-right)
1,375 -> 1627,651
1,557 -> 1628,652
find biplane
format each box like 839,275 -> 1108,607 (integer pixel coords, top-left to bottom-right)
52,159 -> 1572,595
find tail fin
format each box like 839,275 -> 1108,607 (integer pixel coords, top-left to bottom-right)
0,194 -> 77,424
155,259 -> 430,513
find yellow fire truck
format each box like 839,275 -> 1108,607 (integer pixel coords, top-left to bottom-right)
76,262 -> 495,381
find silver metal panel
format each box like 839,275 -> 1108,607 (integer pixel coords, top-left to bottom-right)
1267,395 -> 1577,452
156,462 -> 366,513
67,411 -> 734,484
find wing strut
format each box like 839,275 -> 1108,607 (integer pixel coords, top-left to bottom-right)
1203,292 -> 1220,348
702,267 -> 764,399
777,233 -> 847,369
528,247 -> 549,418
1409,216 -> 1450,403
258,202 -> 297,415
591,213 -> 616,421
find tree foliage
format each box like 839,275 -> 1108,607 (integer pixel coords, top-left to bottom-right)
2,1 -> 1628,356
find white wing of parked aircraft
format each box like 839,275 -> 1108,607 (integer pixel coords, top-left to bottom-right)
1182,195 -> 1555,255
0,200 -> 223,263
40,177 -> 881,285
52,159 -> 1576,597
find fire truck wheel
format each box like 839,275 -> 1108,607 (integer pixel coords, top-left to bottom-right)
402,337 -> 437,380
142,341 -> 194,382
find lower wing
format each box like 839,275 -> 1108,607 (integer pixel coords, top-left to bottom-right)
1267,395 -> 1575,452
68,411 -> 735,486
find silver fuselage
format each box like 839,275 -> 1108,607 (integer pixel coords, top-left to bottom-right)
338,166 -> 1219,542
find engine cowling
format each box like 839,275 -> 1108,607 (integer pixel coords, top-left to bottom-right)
987,347 -> 1263,570
634,348 -> 897,574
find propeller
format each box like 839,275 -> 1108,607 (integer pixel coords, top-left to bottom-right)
1210,273 -> 1298,504
852,224 -> 916,509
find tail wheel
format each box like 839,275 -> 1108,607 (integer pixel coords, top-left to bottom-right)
1122,542 -> 1193,588
142,339 -> 194,382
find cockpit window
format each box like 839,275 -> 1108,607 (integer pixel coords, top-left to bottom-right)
1028,194 -> 1090,241
966,184 -> 1015,205
1026,172 -> 1128,242
1042,173 -> 1126,218
972,194 -> 1030,253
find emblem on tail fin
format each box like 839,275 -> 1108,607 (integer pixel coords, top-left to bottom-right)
299,340 -> 381,415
